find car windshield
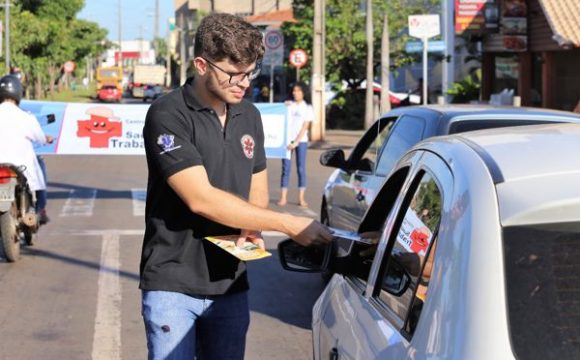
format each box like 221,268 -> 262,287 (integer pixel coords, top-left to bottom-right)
503,223 -> 580,359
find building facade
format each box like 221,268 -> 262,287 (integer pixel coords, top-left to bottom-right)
479,0 -> 580,111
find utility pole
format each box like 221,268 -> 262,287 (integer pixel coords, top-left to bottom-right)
118,0 -> 123,68
4,0 -> 10,72
364,0 -> 374,129
179,14 -> 186,85
380,12 -> 391,114
442,0 -> 455,103
311,0 -> 325,141
154,0 -> 159,39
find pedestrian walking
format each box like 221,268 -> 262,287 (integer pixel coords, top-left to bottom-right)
140,13 -> 332,360
277,82 -> 314,207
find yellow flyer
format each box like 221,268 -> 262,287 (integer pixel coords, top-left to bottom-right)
204,235 -> 272,261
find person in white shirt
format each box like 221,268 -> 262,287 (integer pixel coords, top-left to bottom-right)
0,75 -> 53,222
278,82 -> 314,207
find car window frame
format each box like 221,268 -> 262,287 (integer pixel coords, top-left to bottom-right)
363,151 -> 454,338
346,116 -> 398,174
341,165 -> 411,292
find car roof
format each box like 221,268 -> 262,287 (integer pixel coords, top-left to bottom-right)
455,123 -> 580,181
452,123 -> 580,226
382,104 -> 580,123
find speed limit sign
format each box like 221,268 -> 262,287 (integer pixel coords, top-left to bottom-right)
289,49 -> 308,68
63,61 -> 76,73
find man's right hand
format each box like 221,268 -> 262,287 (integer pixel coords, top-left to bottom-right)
285,216 -> 333,247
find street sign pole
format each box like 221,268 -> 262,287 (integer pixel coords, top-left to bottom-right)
408,14 -> 440,106
423,36 -> 428,105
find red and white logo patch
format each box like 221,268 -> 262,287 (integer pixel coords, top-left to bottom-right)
241,134 -> 255,159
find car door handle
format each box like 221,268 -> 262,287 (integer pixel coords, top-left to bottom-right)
329,347 -> 339,360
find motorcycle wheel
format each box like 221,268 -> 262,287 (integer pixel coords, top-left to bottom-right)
0,212 -> 20,262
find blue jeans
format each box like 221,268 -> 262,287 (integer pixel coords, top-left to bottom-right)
280,142 -> 308,188
35,155 -> 48,211
142,290 -> 250,360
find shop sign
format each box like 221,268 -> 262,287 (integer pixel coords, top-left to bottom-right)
455,0 -> 499,34
495,57 -> 519,79
499,0 -> 527,51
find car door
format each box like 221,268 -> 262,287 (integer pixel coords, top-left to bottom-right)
328,116 -> 396,230
322,151 -> 453,359
314,164 -> 412,360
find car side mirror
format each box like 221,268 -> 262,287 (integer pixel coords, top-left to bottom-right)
354,158 -> 374,172
383,256 -> 412,296
320,149 -> 346,169
278,239 -> 331,273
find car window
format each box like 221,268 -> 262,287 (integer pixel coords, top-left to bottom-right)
348,117 -> 396,173
503,223 -> 580,360
375,171 -> 442,332
449,119 -> 556,134
338,167 -> 410,288
375,115 -> 426,177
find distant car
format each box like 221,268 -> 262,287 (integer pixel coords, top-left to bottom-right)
143,85 -> 163,102
320,105 -> 580,233
280,123 -> 580,359
326,86 -> 418,129
97,85 -> 122,103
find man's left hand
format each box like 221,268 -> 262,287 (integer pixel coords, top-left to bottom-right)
236,229 -> 265,250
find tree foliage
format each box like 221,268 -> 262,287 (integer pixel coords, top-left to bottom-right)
5,0 -> 107,98
281,0 -> 439,90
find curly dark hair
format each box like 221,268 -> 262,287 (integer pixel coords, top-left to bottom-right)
194,13 -> 265,66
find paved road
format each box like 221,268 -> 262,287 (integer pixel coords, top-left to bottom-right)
0,132 -> 360,359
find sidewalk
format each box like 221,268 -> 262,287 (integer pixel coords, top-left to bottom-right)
309,129 -> 364,150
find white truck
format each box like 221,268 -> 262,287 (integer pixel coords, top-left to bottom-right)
130,65 -> 166,99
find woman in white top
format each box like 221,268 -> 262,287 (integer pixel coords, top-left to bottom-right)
278,82 -> 314,207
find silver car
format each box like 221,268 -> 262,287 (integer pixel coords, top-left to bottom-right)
320,105 -> 580,232
280,123 -> 580,359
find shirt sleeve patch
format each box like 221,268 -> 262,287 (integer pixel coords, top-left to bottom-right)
157,134 -> 183,154
240,134 -> 255,159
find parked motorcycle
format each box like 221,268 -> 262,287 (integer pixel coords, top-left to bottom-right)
0,163 -> 39,262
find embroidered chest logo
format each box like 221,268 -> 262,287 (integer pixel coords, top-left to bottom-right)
157,134 -> 182,154
241,134 -> 255,159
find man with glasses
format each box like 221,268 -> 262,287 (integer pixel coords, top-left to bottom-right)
140,13 -> 332,360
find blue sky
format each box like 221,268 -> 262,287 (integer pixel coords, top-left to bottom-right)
78,0 -> 174,41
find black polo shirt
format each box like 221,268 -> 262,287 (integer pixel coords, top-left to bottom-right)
139,77 -> 267,296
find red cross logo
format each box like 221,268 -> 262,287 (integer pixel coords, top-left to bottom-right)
241,134 -> 255,159
77,107 -> 123,148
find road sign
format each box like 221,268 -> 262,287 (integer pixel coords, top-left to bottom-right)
405,40 -> 446,53
289,49 -> 308,68
262,30 -> 284,67
63,61 -> 76,73
408,14 -> 440,39
264,30 -> 283,50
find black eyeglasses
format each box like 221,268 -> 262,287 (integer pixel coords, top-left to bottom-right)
202,57 -> 261,85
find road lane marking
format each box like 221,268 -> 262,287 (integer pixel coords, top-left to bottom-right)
300,207 -> 318,218
131,188 -> 146,217
59,189 -> 97,217
92,233 -> 121,360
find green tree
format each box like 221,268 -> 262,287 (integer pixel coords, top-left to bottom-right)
281,0 -> 439,90
6,0 -> 107,99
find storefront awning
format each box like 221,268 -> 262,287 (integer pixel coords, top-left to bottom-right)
537,0 -> 580,47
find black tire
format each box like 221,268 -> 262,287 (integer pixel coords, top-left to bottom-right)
0,212 -> 20,262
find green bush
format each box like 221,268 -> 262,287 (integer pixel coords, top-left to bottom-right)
447,69 -> 481,104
